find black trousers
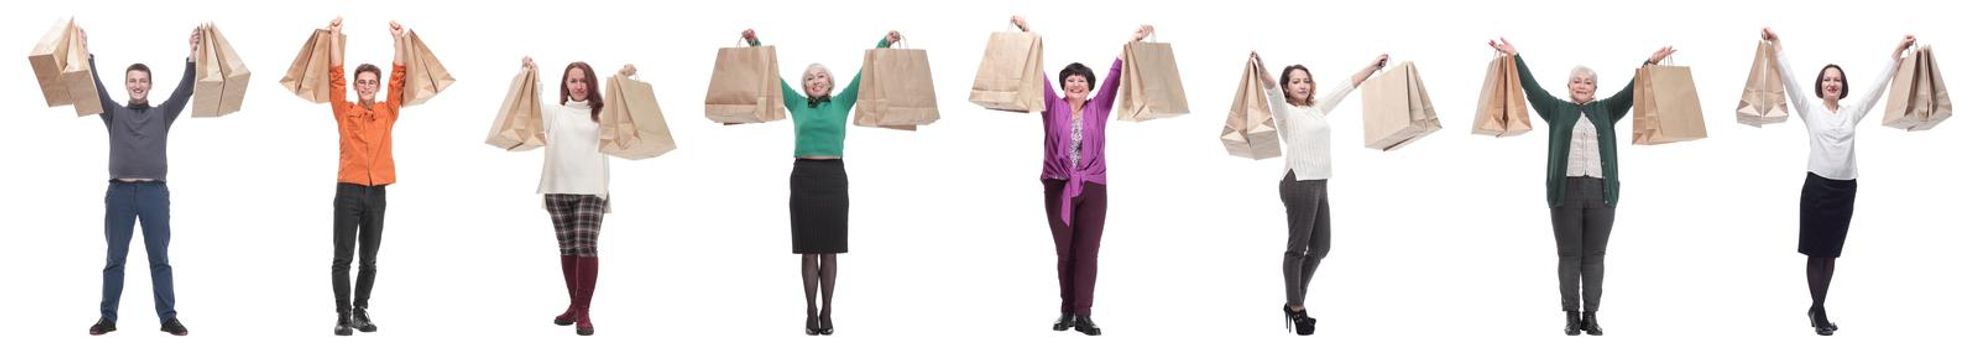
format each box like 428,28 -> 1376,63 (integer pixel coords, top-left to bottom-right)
1549,177 -> 1614,312
332,183 -> 387,313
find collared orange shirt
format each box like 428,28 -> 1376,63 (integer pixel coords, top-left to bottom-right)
329,64 -> 407,186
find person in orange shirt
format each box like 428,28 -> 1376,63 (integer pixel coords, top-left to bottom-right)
322,17 -> 408,337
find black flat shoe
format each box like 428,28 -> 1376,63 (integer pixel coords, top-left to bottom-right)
818,315 -> 834,336
805,315 -> 821,336
1564,311 -> 1583,336
160,318 -> 188,336
1581,311 -> 1604,336
88,318 -> 116,335
1809,308 -> 1839,336
1053,312 -> 1074,331
352,307 -> 378,333
1073,315 -> 1102,336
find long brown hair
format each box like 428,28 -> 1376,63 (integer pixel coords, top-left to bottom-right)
560,62 -> 604,122
1279,65 -> 1315,106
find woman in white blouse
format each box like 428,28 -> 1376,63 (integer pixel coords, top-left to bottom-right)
518,57 -> 635,336
1249,51 -> 1386,336
1760,28 -> 1915,336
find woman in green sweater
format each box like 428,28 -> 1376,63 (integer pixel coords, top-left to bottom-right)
1487,37 -> 1673,336
740,28 -> 899,336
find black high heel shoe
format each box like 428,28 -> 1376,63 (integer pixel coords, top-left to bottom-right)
1809,308 -> 1839,336
818,315 -> 834,336
1563,311 -> 1583,336
1581,311 -> 1604,336
1054,312 -> 1074,331
1282,305 -> 1298,334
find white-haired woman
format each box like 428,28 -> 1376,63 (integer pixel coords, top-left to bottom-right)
740,28 -> 899,336
1488,37 -> 1674,336
1761,28 -> 1915,336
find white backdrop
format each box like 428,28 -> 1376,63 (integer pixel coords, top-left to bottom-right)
1,0 -> 1971,349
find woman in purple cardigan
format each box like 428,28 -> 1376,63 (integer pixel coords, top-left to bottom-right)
1010,16 -> 1151,337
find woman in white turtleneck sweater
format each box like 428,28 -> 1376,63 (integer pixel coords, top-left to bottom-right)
518,57 -> 636,336
1760,28 -> 1916,337
1248,51 -> 1385,336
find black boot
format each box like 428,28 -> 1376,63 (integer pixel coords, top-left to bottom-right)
334,313 -> 354,336
1563,311 -> 1583,336
352,307 -> 378,333
1072,315 -> 1102,336
1053,312 -> 1074,331
1581,311 -> 1604,336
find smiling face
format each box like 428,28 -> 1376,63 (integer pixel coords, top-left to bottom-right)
1063,75 -> 1090,101
1284,68 -> 1314,105
1819,66 -> 1845,99
1567,73 -> 1597,104
803,65 -> 833,98
124,70 -> 152,104
565,67 -> 590,102
354,71 -> 380,103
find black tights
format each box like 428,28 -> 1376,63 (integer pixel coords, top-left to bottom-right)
1806,256 -> 1836,322
802,254 -> 838,320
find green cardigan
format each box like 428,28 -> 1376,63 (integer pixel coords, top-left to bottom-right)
1513,55 -> 1638,208
750,38 -> 893,158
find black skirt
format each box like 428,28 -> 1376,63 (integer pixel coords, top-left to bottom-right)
790,159 -> 849,254
1798,172 -> 1858,258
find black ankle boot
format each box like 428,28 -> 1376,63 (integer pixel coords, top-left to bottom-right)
1292,308 -> 1315,336
1581,311 -> 1604,336
1073,315 -> 1102,336
1053,312 -> 1074,331
334,313 -> 354,336
352,307 -> 378,333
1564,311 -> 1583,336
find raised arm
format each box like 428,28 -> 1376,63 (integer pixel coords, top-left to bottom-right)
837,31 -> 899,103
1602,46 -> 1672,122
158,27 -> 201,122
1765,28 -> 1816,119
1850,35 -> 1915,125
1318,54 -> 1387,115
1493,38 -> 1564,121
327,18 -> 349,116
1089,25 -> 1147,112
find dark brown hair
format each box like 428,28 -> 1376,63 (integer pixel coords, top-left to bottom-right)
1279,65 -> 1315,106
561,62 -> 604,122
125,63 -> 152,80
1818,64 -> 1850,99
354,64 -> 382,83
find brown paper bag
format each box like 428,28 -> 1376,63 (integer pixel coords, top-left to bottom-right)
704,45 -> 786,124
400,31 -> 453,107
1472,54 -> 1533,137
191,23 -> 251,118
280,29 -> 344,104
28,19 -> 102,116
485,69 -> 544,151
855,47 -> 940,131
29,18 -> 83,109
968,31 -> 1045,113
1736,41 -> 1789,127
1632,64 -> 1708,145
1361,61 -> 1441,151
1883,46 -> 1954,131
599,73 -> 677,159
1221,55 -> 1280,159
1117,40 -> 1190,121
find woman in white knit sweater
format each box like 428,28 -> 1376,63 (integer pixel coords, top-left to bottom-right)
1761,28 -> 1915,336
518,57 -> 637,336
1248,51 -> 1385,336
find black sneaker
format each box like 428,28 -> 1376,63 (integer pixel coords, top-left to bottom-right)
88,318 -> 117,335
160,318 -> 188,336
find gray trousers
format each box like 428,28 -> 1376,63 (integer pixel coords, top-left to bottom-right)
1550,177 -> 1615,312
1279,173 -> 1330,306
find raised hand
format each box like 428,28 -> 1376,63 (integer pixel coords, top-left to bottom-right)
1488,37 -> 1517,56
